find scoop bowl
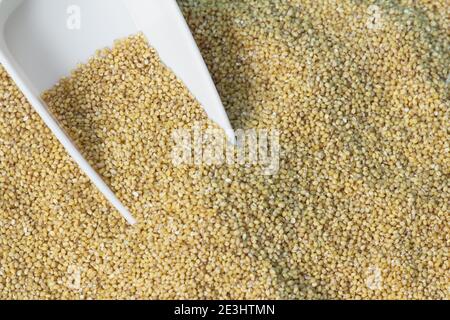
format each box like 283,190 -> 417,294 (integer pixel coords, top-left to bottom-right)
0,0 -> 234,224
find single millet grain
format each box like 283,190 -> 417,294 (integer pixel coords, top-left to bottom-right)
0,0 -> 448,299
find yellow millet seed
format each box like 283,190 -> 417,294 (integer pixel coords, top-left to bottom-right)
0,0 -> 448,300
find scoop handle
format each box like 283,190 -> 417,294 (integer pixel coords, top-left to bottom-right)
0,49 -> 137,225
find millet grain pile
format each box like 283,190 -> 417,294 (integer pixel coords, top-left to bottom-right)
0,0 -> 448,299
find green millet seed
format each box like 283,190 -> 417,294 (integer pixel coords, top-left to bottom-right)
0,0 -> 448,299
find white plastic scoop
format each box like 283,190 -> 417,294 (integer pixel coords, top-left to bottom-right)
0,0 -> 234,225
